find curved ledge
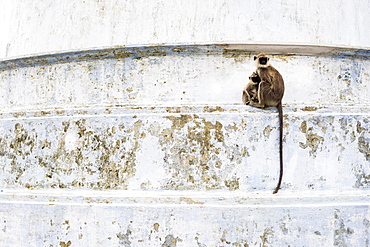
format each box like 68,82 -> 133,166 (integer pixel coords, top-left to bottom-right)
1,104 -> 370,121
221,42 -> 370,56
1,43 -> 369,70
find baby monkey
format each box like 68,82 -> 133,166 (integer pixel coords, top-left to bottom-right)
242,72 -> 261,105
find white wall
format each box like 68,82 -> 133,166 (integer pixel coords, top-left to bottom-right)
1,0 -> 369,59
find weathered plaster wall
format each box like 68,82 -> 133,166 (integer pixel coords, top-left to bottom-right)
0,45 -> 370,245
1,0 -> 369,59
0,46 -> 369,193
0,105 -> 370,192
0,46 -> 369,111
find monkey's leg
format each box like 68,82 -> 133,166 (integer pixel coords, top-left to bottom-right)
249,102 -> 264,108
251,94 -> 259,102
248,98 -> 264,108
242,90 -> 250,105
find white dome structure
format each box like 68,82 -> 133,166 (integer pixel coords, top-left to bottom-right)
0,1 -> 369,246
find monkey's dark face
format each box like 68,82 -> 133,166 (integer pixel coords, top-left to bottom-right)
250,75 -> 261,83
254,56 -> 269,65
259,57 -> 269,65
254,54 -> 270,68
249,72 -> 261,83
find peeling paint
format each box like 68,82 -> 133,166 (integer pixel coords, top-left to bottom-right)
161,114 -> 241,190
1,107 -> 370,192
334,210 -> 355,246
153,223 -> 160,232
59,241 -> 72,247
116,229 -> 132,247
260,227 -> 274,247
0,192 -> 369,246
0,111 -> 257,191
338,60 -> 364,102
161,234 -> 182,247
301,106 -> 319,111
358,136 -> 370,161
299,128 -> 325,157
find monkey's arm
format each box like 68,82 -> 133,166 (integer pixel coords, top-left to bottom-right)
243,82 -> 258,105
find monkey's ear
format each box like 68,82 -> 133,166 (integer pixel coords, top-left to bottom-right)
253,56 -> 257,60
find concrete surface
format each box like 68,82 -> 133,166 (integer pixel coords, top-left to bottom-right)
0,44 -> 369,246
0,190 -> 369,246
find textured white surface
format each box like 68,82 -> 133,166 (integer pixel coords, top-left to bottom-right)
0,103 -> 370,192
1,0 -> 370,58
0,46 -> 369,110
0,190 -> 369,246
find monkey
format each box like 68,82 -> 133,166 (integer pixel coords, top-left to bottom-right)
248,52 -> 284,194
245,72 -> 261,103
242,72 -> 261,105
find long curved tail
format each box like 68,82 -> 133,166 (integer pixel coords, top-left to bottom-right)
273,102 -> 283,194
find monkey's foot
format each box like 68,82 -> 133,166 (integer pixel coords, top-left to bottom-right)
248,102 -> 265,108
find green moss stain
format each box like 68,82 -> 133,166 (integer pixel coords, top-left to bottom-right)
299,130 -> 324,157
162,234 -> 182,247
161,114 -> 241,190
1,118 -> 143,189
300,121 -> 307,134
356,120 -> 370,162
1,113 -> 248,191
299,119 -> 326,157
10,123 -> 37,158
358,136 -> 370,161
